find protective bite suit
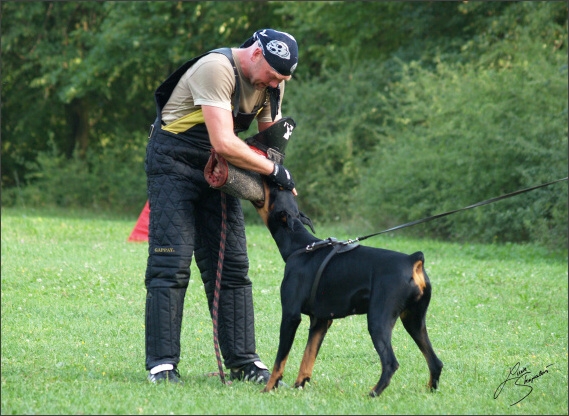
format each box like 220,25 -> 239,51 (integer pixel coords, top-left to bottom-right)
144,48 -> 278,371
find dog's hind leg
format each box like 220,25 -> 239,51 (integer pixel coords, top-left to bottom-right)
367,305 -> 400,398
400,288 -> 443,390
367,285 -> 402,397
263,312 -> 302,392
294,317 -> 332,388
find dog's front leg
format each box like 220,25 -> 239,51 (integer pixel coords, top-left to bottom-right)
294,318 -> 332,388
262,312 -> 302,392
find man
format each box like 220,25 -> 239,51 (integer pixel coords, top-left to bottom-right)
144,29 -> 298,384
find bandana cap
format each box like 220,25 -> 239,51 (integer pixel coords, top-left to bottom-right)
251,29 -> 298,76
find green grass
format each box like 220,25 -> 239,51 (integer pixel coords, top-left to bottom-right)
1,206 -> 567,415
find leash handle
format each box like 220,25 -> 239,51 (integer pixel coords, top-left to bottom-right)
355,177 -> 568,243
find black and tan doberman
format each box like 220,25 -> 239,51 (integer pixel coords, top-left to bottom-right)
256,182 -> 443,398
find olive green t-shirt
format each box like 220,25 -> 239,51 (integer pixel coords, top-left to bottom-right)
161,50 -> 284,133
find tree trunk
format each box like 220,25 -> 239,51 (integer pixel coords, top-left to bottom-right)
65,98 -> 90,159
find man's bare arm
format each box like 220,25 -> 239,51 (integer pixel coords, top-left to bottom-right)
203,105 -> 297,195
202,105 -> 274,175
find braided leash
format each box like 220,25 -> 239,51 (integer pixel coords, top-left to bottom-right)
212,191 -> 227,384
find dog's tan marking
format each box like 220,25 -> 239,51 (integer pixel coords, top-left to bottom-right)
295,320 -> 332,387
412,260 -> 426,294
262,355 -> 289,392
254,180 -> 272,227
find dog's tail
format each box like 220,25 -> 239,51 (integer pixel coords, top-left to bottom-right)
410,251 -> 427,295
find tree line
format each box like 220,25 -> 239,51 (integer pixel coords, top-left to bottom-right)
1,1 -> 567,248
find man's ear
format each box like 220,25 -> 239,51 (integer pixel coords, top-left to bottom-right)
299,211 -> 316,234
251,45 -> 264,62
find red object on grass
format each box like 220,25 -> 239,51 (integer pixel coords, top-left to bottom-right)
128,200 -> 149,242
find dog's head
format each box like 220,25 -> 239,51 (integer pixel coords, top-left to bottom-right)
255,180 -> 315,235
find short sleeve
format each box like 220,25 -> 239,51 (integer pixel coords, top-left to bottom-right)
188,55 -> 235,112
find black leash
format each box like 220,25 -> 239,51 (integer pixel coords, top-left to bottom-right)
212,192 -> 227,384
348,177 -> 568,244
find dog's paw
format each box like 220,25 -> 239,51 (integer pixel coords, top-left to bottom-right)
293,377 -> 310,389
261,381 -> 281,393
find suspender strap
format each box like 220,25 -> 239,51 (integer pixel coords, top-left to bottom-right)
268,86 -> 280,121
210,48 -> 240,118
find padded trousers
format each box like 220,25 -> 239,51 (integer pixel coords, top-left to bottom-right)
144,129 -> 260,370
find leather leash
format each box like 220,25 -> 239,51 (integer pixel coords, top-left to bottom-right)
212,192 -> 227,384
347,177 -> 568,244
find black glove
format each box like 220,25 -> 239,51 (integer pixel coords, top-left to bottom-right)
268,163 -> 295,191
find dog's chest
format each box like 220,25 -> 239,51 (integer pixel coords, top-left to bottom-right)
308,286 -> 370,318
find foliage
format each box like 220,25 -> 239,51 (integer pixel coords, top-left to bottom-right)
1,2 -> 105,177
276,1 -> 488,80
1,208 -> 567,414
283,58 -> 387,220
356,52 -> 567,245
3,140 -> 147,215
1,1 -> 285,187
350,3 -> 568,248
283,1 -> 568,248
1,1 -> 567,247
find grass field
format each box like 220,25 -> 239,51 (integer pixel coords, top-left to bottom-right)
1,206 -> 567,415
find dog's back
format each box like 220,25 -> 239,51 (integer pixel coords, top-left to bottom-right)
285,245 -> 429,320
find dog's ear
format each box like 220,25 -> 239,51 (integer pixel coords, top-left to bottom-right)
299,211 -> 316,234
278,210 -> 288,223
285,212 -> 295,230
275,210 -> 296,232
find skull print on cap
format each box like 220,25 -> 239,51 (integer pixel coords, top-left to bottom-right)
252,29 -> 298,76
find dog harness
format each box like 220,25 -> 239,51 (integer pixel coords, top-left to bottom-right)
290,237 -> 360,323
